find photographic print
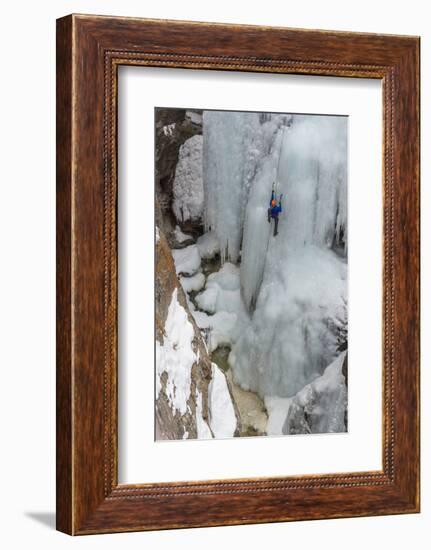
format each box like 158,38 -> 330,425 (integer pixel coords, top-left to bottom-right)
155,108 -> 348,441
56,16 -> 420,532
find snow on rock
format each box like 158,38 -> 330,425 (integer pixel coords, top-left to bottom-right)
155,228 -> 214,441
264,396 -> 293,436
207,312 -> 237,352
196,263 -> 245,314
193,263 -> 249,352
282,351 -> 347,434
162,123 -> 176,136
172,244 -> 201,276
197,231 -> 220,259
186,110 -> 203,125
208,363 -> 237,438
192,309 -> 237,353
195,287 -> 218,314
180,271 -> 206,293
173,225 -> 194,245
156,226 -> 160,243
156,288 -> 197,415
173,134 -> 204,223
189,309 -> 209,328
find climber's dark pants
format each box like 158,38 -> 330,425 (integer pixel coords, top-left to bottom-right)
268,209 -> 280,236
274,216 -> 279,237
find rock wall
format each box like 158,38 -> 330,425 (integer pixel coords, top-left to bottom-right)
155,108 -> 203,242
155,226 -> 240,440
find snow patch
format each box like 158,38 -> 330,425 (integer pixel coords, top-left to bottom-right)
180,271 -> 206,293
196,263 -> 245,314
172,244 -> 201,276
208,363 -> 237,438
162,123 -> 176,136
186,110 -> 203,125
264,396 -> 293,436
192,309 -> 237,353
195,287 -> 218,314
173,225 -> 193,244
197,231 -> 220,259
155,289 -> 196,415
192,263 -> 249,352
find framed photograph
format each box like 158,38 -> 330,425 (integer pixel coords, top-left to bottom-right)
56,14 -> 420,534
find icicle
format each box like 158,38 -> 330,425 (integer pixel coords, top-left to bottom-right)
202,111 -> 282,264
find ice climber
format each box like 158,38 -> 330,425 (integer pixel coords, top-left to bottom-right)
268,188 -> 283,237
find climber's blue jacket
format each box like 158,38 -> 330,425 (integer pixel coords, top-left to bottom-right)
270,204 -> 282,218
269,190 -> 282,218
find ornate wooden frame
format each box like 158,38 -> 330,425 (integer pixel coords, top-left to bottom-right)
56,14 -> 420,534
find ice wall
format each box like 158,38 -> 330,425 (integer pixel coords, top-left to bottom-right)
240,115 -> 347,311
202,112 -> 348,398
282,116 -> 347,251
203,111 -> 285,263
240,128 -> 285,311
232,246 -> 347,396
282,351 -> 347,434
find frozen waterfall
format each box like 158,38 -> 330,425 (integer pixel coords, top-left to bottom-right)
203,111 -> 288,263
202,111 -> 347,398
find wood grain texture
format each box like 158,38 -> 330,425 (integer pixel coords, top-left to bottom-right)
56,15 -> 73,535
56,14 -> 420,535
